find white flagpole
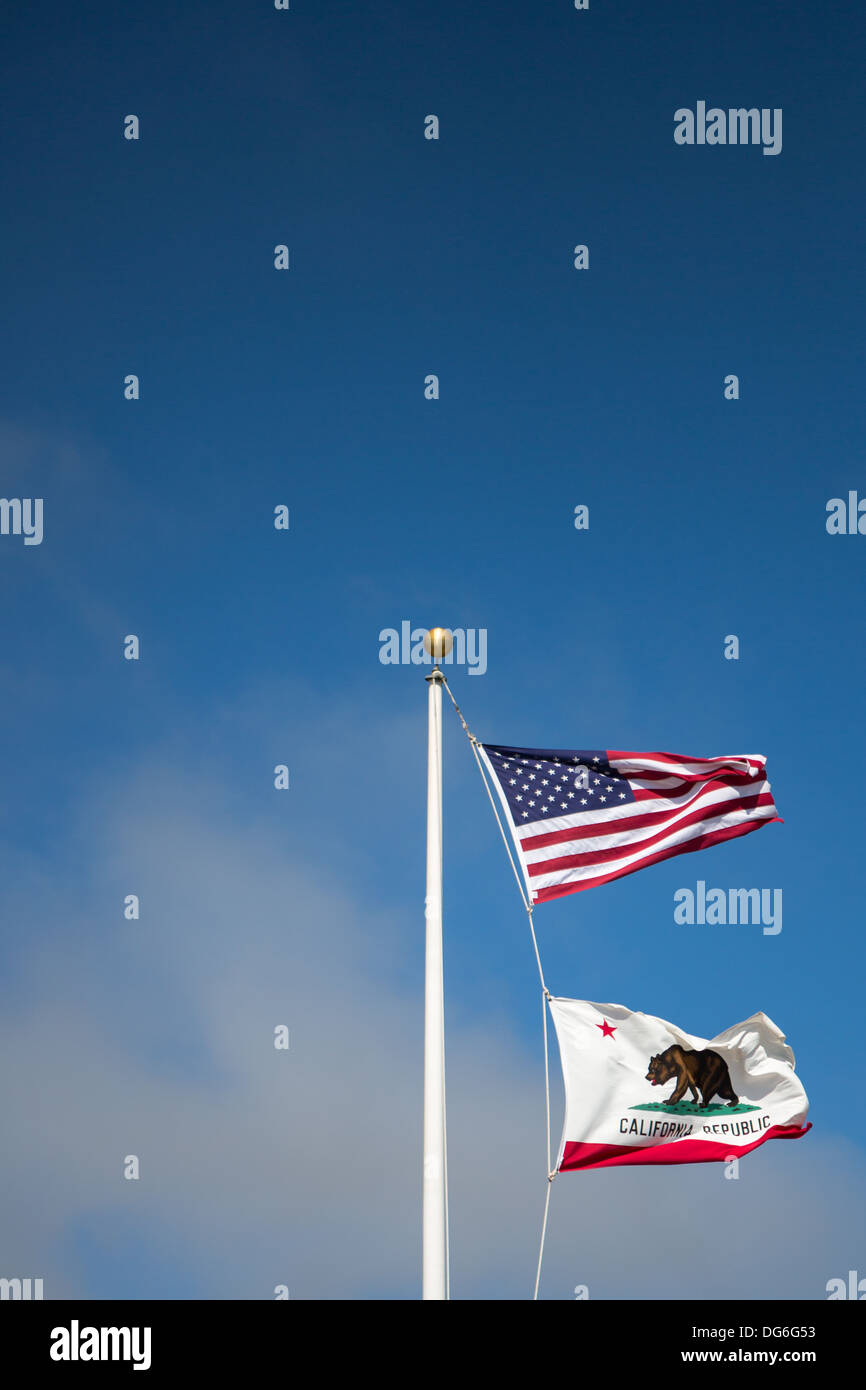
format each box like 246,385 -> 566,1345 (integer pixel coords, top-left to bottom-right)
422,631 -> 450,1299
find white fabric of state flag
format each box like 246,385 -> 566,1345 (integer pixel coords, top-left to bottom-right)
549,998 -> 810,1172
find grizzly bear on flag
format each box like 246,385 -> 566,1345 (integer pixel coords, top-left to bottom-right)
645,1045 -> 739,1109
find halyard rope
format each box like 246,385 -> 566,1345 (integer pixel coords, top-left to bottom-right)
440,673 -> 557,1300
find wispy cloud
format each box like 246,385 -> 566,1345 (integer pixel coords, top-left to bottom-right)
0,694 -> 863,1299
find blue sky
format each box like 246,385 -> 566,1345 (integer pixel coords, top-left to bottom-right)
1,1 -> 864,1298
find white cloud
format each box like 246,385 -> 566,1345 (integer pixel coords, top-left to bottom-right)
1,712 -> 863,1300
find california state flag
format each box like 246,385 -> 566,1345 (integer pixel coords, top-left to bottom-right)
549,998 -> 810,1172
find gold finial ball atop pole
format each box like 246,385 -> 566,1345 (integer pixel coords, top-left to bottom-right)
424,627 -> 453,663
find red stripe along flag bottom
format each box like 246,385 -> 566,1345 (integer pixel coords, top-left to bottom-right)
549,999 -> 810,1171
477,745 -> 782,905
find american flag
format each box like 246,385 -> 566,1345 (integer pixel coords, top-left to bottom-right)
478,745 -> 781,904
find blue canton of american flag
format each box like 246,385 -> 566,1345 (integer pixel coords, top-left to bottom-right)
479,744 -> 780,906
484,747 -> 635,822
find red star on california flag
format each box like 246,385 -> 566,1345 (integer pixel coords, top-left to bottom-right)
596,1019 -> 617,1039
